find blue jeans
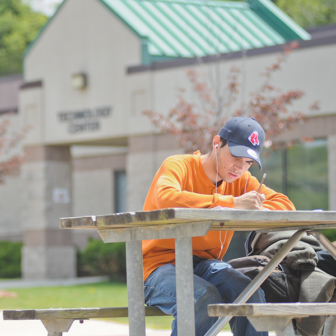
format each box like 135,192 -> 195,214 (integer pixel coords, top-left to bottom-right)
144,256 -> 268,336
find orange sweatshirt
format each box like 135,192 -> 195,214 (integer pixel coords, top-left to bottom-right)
142,151 -> 295,281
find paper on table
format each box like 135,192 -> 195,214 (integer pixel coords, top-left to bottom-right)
211,206 -> 238,210
211,206 -> 270,211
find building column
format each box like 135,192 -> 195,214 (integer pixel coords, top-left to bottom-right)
127,134 -> 182,211
21,145 -> 76,279
328,135 -> 336,211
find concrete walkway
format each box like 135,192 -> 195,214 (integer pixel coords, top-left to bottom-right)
0,313 -> 237,336
0,314 -> 278,336
0,276 -> 110,289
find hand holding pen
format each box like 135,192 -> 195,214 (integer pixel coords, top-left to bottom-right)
233,173 -> 266,210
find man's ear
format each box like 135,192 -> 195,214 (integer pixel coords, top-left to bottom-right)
213,135 -> 221,149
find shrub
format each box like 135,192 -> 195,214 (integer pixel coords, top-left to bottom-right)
77,239 -> 126,282
0,241 -> 22,278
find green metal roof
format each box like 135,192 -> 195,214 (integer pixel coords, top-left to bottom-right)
100,0 -> 311,64
24,0 -> 311,66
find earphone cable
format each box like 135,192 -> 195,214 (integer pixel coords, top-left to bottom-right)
215,144 -> 227,260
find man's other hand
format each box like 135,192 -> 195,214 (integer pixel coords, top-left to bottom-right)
233,191 -> 266,210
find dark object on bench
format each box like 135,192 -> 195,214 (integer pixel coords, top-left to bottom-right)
228,255 -> 301,303
317,250 -> 336,277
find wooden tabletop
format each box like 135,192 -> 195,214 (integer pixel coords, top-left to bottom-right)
59,208 -> 336,231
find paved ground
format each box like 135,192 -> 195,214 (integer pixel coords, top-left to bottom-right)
0,314 -> 278,336
0,314 -> 237,336
0,276 -> 110,289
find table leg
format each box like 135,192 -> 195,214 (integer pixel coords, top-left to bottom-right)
205,229 -> 306,336
276,320 -> 296,336
175,236 -> 195,336
41,319 -> 73,336
323,315 -> 336,336
310,231 -> 336,259
126,241 -> 146,336
247,316 -> 294,336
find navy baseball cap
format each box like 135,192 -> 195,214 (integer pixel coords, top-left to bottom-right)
218,117 -> 265,170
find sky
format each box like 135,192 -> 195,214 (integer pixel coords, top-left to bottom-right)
23,0 -> 64,16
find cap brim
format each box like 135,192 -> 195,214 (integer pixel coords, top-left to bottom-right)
228,141 -> 262,170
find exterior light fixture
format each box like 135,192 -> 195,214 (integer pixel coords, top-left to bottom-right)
71,73 -> 87,89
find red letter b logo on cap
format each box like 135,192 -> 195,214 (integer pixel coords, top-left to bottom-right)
248,131 -> 259,146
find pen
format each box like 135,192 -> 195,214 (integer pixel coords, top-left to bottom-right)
257,173 -> 267,194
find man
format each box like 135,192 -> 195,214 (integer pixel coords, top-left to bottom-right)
142,117 -> 295,336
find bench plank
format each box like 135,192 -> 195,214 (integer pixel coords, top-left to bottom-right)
3,306 -> 169,320
208,303 -> 336,317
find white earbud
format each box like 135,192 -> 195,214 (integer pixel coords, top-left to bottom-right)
215,144 -> 218,149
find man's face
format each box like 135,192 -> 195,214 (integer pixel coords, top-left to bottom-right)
215,144 -> 254,183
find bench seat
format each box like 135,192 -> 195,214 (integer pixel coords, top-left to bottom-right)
3,305 -> 168,320
208,303 -> 336,336
3,306 -> 170,336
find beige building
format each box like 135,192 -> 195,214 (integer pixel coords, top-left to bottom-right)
0,0 -> 335,279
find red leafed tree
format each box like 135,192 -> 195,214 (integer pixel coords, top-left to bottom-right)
0,116 -> 30,183
143,42 -> 319,154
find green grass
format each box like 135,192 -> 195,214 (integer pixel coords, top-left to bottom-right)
0,282 -> 127,310
0,281 -> 231,331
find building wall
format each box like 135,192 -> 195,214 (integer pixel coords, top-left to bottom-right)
73,169 -> 113,216
127,133 -> 182,212
71,152 -> 127,248
0,113 -> 25,241
126,43 -> 336,124
21,145 -> 75,279
0,172 -> 23,241
19,85 -> 44,144
0,74 -> 22,114
328,135 -> 336,211
23,0 -> 142,146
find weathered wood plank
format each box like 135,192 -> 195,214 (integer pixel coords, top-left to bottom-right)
4,310 -> 36,320
174,208 -> 336,224
59,209 -> 336,231
210,223 -> 336,231
257,223 -> 336,233
3,306 -> 168,320
98,222 -> 212,242
60,216 -> 96,229
60,209 -> 178,229
208,303 -> 336,317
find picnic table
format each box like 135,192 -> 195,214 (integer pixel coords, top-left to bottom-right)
58,208 -> 336,336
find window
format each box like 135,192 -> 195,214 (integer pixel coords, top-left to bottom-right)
114,171 -> 127,213
250,139 -> 329,211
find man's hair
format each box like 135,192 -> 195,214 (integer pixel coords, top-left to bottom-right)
219,138 -> 228,148
209,138 -> 228,153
